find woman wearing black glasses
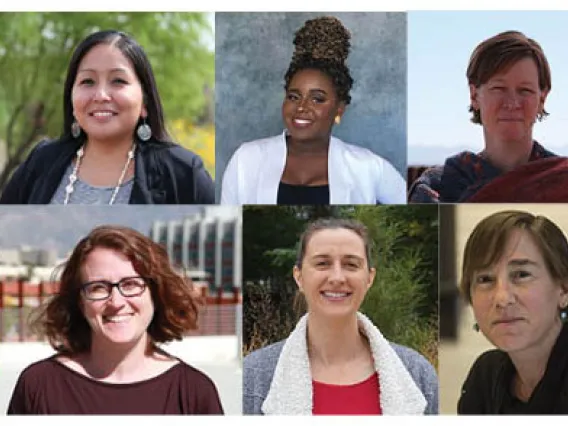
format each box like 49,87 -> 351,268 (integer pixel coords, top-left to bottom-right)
6,225 -> 223,415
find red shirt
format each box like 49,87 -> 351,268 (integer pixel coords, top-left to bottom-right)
312,372 -> 381,415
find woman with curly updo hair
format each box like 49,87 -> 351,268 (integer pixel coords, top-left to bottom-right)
221,16 -> 406,205
7,225 -> 223,415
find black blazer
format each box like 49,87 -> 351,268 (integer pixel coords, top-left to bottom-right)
0,137 -> 215,204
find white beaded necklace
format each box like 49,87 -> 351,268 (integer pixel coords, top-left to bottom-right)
63,143 -> 136,205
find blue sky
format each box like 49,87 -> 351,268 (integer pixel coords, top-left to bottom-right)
408,11 -> 568,165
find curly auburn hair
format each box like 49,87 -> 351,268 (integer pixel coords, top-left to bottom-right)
284,16 -> 354,104
467,30 -> 551,124
31,225 -> 199,354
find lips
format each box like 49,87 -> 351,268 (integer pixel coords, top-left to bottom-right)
492,317 -> 524,326
103,313 -> 134,323
321,291 -> 352,300
291,117 -> 313,128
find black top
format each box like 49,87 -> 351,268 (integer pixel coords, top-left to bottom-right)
277,182 -> 330,205
458,323 -> 568,414
7,356 -> 224,415
0,137 -> 215,204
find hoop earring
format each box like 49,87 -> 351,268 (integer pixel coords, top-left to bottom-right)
137,118 -> 152,141
71,120 -> 81,138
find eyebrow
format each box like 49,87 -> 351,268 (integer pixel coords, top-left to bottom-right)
508,258 -> 539,267
311,254 -> 364,261
77,67 -> 129,74
288,88 -> 328,95
489,78 -> 537,86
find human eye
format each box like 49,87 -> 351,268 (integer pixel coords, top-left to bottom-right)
314,259 -> 330,268
473,273 -> 494,286
519,87 -> 535,95
79,78 -> 95,86
112,77 -> 128,85
84,281 -> 110,298
511,269 -> 532,282
311,95 -> 326,104
489,86 -> 505,92
120,277 -> 145,291
286,92 -> 300,101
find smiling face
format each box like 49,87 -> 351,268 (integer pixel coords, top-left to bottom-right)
470,229 -> 568,356
470,57 -> 548,146
282,68 -> 345,144
72,43 -> 146,144
293,228 -> 375,319
80,247 -> 154,348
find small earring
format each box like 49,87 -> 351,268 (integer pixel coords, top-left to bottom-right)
334,115 -> 341,125
473,323 -> 480,332
561,311 -> 567,322
137,118 -> 152,141
71,120 -> 81,138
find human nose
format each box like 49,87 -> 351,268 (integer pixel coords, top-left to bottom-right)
297,97 -> 308,112
93,83 -> 111,102
328,262 -> 346,284
502,91 -> 522,110
106,286 -> 126,305
493,275 -> 516,308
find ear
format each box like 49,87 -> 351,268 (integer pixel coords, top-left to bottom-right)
367,267 -> 376,290
293,265 -> 303,292
559,283 -> 568,309
141,105 -> 148,119
469,84 -> 479,111
336,101 -> 346,119
540,90 -> 549,111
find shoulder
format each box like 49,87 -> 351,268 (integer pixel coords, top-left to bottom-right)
140,139 -> 205,169
389,342 -> 438,414
466,349 -> 508,380
13,356 -> 61,393
172,360 -> 219,392
231,135 -> 283,160
390,342 -> 437,386
244,340 -> 285,373
458,349 -> 508,414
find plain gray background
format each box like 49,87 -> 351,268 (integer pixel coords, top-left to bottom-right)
215,12 -> 407,201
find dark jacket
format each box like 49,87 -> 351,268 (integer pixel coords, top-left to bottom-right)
0,137 -> 215,204
458,324 -> 568,414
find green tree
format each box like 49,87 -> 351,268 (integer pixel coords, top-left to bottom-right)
0,12 -> 214,190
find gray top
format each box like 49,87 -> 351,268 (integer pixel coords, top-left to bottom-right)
50,163 -> 133,205
243,340 -> 439,415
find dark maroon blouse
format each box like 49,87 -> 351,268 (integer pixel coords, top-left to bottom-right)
7,356 -> 224,415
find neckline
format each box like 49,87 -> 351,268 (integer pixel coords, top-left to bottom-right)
48,355 -> 183,387
313,372 -> 377,388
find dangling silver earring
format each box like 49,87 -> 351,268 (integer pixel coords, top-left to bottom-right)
136,118 -> 152,141
71,120 -> 81,138
561,311 -> 567,322
473,323 -> 480,332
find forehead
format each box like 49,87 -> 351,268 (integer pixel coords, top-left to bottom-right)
77,43 -> 136,73
477,228 -> 544,270
305,228 -> 365,256
485,57 -> 539,83
289,68 -> 335,91
83,247 -> 137,278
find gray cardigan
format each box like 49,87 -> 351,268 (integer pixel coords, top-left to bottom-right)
243,339 -> 439,415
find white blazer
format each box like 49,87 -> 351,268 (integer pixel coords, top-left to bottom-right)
220,132 -> 407,205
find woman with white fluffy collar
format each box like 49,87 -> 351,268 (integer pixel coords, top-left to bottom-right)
243,218 -> 438,415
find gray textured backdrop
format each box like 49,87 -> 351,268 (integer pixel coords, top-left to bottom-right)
215,12 -> 407,201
